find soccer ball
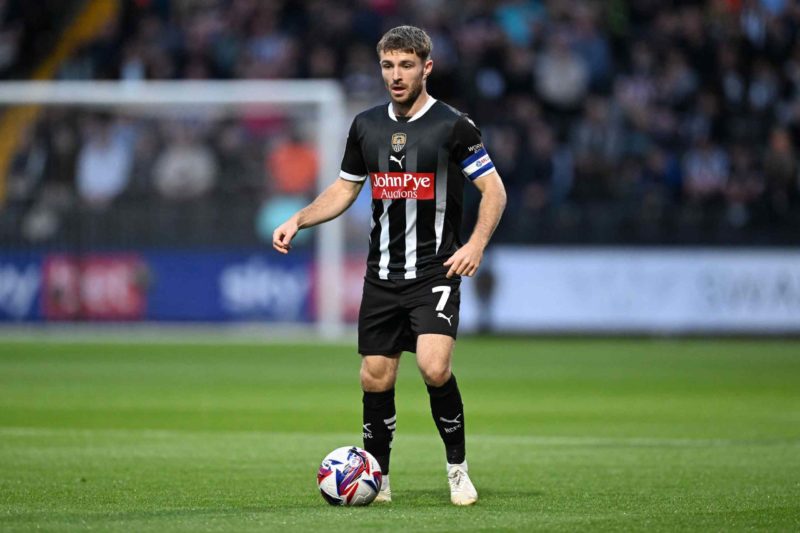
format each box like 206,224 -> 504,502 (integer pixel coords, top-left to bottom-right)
317,446 -> 382,506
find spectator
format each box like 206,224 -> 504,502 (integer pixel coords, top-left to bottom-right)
682,136 -> 729,204
614,41 -> 657,119
153,124 -> 217,200
6,124 -> 45,206
763,127 -> 798,219
658,48 -> 698,108
241,7 -> 298,78
751,59 -> 779,108
215,122 -> 260,197
569,95 -> 625,200
680,91 -> 722,148
306,44 -> 337,78
0,10 -> 21,77
494,0 -> 543,47
640,147 -> 682,203
75,115 -> 134,209
126,123 -> 161,199
502,45 -> 535,98
265,131 -> 317,196
724,144 -> 764,227
534,30 -> 590,112
44,110 -> 80,191
571,4 -> 613,92
342,43 -> 384,102
522,122 -> 558,212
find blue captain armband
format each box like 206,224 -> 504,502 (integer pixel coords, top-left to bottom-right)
460,147 -> 495,181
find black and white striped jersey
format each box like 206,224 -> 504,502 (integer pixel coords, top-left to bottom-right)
339,97 -> 495,281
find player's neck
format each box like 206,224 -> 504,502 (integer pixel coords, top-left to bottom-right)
392,90 -> 430,120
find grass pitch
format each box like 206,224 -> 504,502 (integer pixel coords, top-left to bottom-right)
0,337 -> 799,531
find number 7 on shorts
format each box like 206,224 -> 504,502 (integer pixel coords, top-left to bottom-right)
432,286 -> 451,312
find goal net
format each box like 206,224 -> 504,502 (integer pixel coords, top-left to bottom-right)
0,80 -> 352,338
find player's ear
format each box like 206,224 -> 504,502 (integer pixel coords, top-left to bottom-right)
423,58 -> 433,79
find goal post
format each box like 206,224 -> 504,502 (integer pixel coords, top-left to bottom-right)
0,80 -> 348,338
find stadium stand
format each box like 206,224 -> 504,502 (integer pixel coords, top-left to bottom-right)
1,0 -> 799,248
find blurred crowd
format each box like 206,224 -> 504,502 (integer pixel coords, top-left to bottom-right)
2,0 -> 800,246
3,106 -> 318,245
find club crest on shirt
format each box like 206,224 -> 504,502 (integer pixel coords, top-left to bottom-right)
391,132 -> 406,153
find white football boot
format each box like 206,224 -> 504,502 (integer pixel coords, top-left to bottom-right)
374,474 -> 392,503
447,461 -> 478,506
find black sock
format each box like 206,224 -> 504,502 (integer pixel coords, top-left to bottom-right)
427,374 -> 466,464
362,388 -> 396,475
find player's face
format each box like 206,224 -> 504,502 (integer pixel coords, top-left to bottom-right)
379,50 -> 432,107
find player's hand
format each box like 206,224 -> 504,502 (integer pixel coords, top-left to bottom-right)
272,219 -> 299,254
444,242 -> 483,278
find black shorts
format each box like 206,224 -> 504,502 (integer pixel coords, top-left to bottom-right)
358,269 -> 461,355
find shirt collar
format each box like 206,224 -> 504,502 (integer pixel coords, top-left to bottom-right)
387,96 -> 437,122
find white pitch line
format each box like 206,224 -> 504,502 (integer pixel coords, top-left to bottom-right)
0,323 -> 356,345
1,427 -> 797,448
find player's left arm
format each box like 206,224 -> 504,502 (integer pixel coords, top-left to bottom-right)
444,170 -> 506,278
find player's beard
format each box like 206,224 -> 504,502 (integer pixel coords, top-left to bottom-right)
390,75 -> 424,109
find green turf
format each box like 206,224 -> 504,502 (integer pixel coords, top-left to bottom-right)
0,337 -> 799,531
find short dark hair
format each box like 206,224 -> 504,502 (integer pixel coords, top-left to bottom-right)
376,25 -> 432,60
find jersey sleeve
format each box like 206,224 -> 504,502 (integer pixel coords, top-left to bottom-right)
451,115 -> 496,181
339,117 -> 368,182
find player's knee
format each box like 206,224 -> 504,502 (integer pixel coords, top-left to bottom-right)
360,364 -> 395,392
420,365 -> 451,387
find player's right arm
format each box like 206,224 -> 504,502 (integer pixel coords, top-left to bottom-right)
275,116 -> 368,254
272,177 -> 364,254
